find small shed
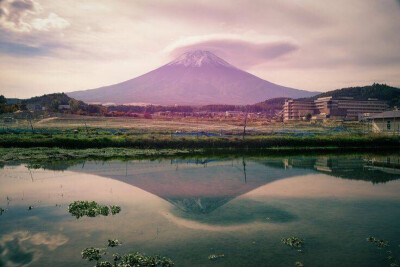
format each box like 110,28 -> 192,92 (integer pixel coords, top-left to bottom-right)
370,110 -> 400,133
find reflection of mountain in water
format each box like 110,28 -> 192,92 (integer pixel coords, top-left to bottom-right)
24,155 -> 400,215
65,158 -> 314,214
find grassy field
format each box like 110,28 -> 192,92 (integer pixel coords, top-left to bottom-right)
0,114 -> 368,135
0,131 -> 399,149
0,114 -> 397,152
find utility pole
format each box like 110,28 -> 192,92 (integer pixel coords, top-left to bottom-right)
27,111 -> 34,133
243,108 -> 249,140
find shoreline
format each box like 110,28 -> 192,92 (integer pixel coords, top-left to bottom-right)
1,133 -> 399,149
1,146 -> 399,163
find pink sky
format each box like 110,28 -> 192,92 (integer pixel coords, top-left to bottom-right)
0,0 -> 399,98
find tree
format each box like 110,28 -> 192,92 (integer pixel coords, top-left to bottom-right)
305,113 -> 312,121
0,95 -> 6,104
69,99 -> 80,112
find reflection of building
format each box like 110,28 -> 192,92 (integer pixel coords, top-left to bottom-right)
284,97 -> 387,121
263,156 -> 400,184
370,110 -> 400,134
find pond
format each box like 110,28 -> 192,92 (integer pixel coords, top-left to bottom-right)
0,154 -> 399,266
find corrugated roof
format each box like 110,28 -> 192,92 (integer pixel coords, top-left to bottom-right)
370,110 -> 400,119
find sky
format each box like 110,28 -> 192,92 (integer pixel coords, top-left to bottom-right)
0,0 -> 399,98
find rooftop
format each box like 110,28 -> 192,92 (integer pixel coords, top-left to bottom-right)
370,110 -> 400,119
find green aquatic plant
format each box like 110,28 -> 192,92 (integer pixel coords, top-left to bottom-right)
208,254 -> 225,261
118,252 -> 174,267
108,239 -> 121,247
68,201 -> 120,218
110,205 -> 121,215
81,240 -> 173,267
366,236 -> 388,248
113,253 -> 122,263
82,247 -> 104,261
281,237 -> 304,248
295,261 -> 304,267
367,237 -> 398,266
99,206 -> 110,216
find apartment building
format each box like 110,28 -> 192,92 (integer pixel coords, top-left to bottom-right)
283,99 -> 317,121
284,97 -> 387,121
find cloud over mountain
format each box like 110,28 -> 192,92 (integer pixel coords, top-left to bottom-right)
167,35 -> 299,68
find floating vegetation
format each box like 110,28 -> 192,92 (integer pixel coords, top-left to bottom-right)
113,253 -> 121,262
110,205 -> 121,215
82,247 -> 104,261
367,237 -> 399,266
281,237 -> 304,248
295,261 -> 304,267
67,201 -> 121,218
108,239 -> 122,247
118,252 -> 174,267
208,254 -> 225,261
81,240 -> 174,267
366,236 -> 388,248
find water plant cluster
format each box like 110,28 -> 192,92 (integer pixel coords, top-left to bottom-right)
366,236 -> 389,248
208,254 -> 225,261
82,248 -> 104,261
81,240 -> 174,267
282,237 -> 305,266
281,237 -> 304,248
108,239 -> 122,247
68,201 -> 121,218
366,237 -> 399,267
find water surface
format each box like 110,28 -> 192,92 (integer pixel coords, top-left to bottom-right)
0,154 -> 399,266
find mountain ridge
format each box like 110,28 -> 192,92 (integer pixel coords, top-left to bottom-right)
301,83 -> 400,108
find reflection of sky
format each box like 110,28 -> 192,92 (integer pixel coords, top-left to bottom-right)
0,158 -> 400,266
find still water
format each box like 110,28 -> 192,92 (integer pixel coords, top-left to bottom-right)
0,154 -> 399,266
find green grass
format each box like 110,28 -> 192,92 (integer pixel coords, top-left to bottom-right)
0,132 -> 399,150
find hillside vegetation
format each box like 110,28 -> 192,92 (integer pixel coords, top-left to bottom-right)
305,83 -> 400,107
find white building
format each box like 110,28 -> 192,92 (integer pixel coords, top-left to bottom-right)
370,110 -> 400,134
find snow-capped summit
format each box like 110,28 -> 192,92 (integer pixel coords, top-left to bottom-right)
167,50 -> 234,68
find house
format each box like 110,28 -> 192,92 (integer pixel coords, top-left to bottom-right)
58,105 -> 71,110
26,104 -> 42,112
370,110 -> 400,133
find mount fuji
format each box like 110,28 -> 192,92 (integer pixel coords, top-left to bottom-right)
68,50 -> 317,105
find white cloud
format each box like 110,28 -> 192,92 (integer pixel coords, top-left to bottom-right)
31,12 -> 69,31
0,0 -> 69,32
